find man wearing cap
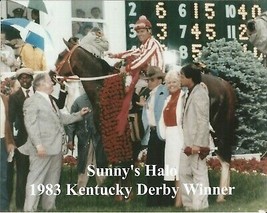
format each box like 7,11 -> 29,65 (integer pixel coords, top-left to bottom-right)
109,15 -> 165,135
137,66 -> 169,206
8,68 -> 34,210
12,8 -> 24,18
108,15 -> 164,73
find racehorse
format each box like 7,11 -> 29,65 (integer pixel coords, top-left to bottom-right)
200,66 -> 236,202
56,41 -> 236,202
56,41 -> 134,201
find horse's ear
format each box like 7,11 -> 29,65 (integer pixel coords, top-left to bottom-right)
63,38 -> 71,49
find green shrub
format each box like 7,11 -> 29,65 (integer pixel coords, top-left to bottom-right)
197,38 -> 267,154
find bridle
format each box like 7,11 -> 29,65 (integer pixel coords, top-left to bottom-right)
55,44 -> 119,82
56,44 -> 79,76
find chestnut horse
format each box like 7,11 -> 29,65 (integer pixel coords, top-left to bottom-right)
56,41 -> 236,202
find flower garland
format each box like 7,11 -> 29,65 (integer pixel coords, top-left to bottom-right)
99,74 -> 133,165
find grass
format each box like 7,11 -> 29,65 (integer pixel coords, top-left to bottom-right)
9,164 -> 267,212
52,166 -> 267,212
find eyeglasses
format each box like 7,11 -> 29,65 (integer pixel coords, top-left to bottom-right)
146,78 -> 156,82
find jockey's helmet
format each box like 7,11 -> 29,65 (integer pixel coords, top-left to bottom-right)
134,15 -> 152,31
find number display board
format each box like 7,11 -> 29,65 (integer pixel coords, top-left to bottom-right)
125,0 -> 267,64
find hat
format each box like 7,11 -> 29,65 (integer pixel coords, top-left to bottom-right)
142,66 -> 165,80
134,15 -> 152,31
16,68 -> 34,78
13,8 -> 24,15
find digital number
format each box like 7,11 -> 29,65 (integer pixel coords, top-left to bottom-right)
156,2 -> 166,18
156,23 -> 167,40
239,24 -> 248,40
252,5 -> 261,18
128,2 -> 137,16
191,23 -> 201,40
227,25 -> 236,39
194,3 -> 199,19
30,184 -> 61,196
206,24 -> 216,40
205,3 -> 215,20
178,4 -> 187,17
243,44 -> 248,52
179,45 -> 188,59
179,25 -> 187,38
237,4 -> 247,20
129,23 -> 136,38
253,47 -> 263,59
192,44 -> 202,59
225,5 -> 236,18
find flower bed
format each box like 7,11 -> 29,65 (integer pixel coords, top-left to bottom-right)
207,157 -> 267,175
63,155 -> 77,167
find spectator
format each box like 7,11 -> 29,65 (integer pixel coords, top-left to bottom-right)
18,73 -> 89,211
179,63 -> 210,211
90,7 -> 102,19
0,31 -> 19,73
76,9 -> 85,18
158,67 -> 185,207
81,23 -> 93,37
65,93 -> 107,192
136,66 -> 169,206
12,8 -> 24,18
31,9 -> 40,24
89,7 -> 103,28
20,43 -> 47,71
72,22 -> 83,39
0,93 -> 16,211
8,68 -> 34,211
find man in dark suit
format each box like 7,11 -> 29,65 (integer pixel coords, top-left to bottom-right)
65,93 -> 107,191
18,73 -> 89,211
0,93 -> 15,211
8,68 -> 34,210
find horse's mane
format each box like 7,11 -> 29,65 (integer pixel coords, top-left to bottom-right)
73,46 -> 112,76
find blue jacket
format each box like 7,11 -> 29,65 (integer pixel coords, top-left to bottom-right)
141,84 -> 169,145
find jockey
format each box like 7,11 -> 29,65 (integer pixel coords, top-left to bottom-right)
109,15 -> 165,134
108,15 -> 165,73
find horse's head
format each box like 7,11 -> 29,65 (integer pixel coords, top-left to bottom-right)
55,39 -> 79,77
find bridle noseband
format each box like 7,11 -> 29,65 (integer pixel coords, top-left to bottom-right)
56,44 -> 79,76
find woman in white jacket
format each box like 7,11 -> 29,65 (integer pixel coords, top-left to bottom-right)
159,66 -> 185,207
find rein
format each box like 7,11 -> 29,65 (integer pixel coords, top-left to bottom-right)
57,73 -> 119,81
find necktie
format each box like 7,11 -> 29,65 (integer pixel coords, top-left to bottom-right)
49,95 -> 57,112
25,89 -> 30,98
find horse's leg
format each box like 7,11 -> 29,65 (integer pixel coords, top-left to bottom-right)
216,155 -> 230,202
123,170 -> 134,202
114,176 -> 124,202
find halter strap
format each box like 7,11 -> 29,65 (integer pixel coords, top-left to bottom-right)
56,44 -> 79,75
